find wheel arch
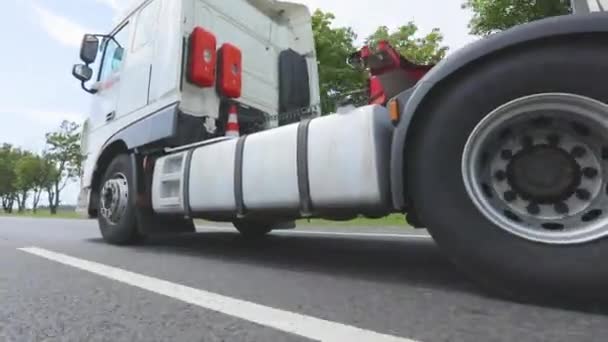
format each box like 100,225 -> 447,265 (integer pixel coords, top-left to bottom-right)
85,102 -> 182,217
390,12 -> 608,210
88,140 -> 129,217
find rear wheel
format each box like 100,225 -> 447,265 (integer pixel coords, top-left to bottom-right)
98,154 -> 142,245
407,40 -> 608,300
233,220 -> 273,239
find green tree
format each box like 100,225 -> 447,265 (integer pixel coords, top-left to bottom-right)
312,10 -> 366,114
44,121 -> 83,214
365,23 -> 449,65
463,0 -> 571,35
15,154 -> 51,213
13,150 -> 35,213
0,144 -> 18,213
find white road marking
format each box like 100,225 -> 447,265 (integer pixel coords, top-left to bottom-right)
198,226 -> 433,240
275,230 -> 432,239
19,247 -> 419,342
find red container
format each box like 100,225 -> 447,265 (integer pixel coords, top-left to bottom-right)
187,27 -> 217,87
217,43 -> 242,98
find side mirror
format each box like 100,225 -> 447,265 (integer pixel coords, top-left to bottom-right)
72,64 -> 97,94
72,64 -> 93,82
80,34 -> 99,64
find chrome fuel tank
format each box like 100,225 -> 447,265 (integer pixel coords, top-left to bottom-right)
152,105 -> 394,218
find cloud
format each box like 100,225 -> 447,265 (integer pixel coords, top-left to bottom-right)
31,4 -> 93,48
92,0 -> 122,11
92,0 -> 138,21
96,0 -> 141,11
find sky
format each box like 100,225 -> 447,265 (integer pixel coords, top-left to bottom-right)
0,0 -> 474,204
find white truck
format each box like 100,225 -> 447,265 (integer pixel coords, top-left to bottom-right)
72,0 -> 608,300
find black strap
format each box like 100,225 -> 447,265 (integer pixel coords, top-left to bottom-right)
182,149 -> 195,218
297,119 -> 313,216
234,135 -> 248,218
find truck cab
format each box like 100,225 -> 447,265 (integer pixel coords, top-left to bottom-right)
74,0 -> 320,217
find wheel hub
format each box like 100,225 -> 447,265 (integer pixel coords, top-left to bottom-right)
462,93 -> 608,245
507,145 -> 580,203
100,173 -> 129,225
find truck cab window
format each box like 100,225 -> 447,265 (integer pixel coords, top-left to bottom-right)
98,23 -> 130,82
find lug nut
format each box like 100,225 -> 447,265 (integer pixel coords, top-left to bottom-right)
501,149 -> 513,160
554,202 -> 569,215
526,203 -> 540,215
583,167 -> 599,179
494,170 -> 507,181
521,136 -> 534,148
571,146 -> 587,158
546,134 -> 560,147
503,191 -> 517,202
576,189 -> 591,201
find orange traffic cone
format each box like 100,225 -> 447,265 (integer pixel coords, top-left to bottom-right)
226,104 -> 240,138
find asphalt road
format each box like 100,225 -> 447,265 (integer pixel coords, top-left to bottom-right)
1,217 -> 607,342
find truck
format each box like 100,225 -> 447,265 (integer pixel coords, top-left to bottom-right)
72,0 -> 608,300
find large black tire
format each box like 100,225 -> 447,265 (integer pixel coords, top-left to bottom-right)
406,39 -> 608,300
233,220 -> 273,239
97,154 -> 143,245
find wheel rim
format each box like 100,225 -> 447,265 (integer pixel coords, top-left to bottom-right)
100,173 -> 129,225
462,93 -> 608,245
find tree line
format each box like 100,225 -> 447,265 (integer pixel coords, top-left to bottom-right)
0,121 -> 82,214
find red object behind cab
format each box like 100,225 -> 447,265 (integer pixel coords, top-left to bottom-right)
217,43 -> 242,98
188,27 -> 217,87
360,40 -> 435,105
369,77 -> 387,105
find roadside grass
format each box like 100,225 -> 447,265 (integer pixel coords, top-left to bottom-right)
297,214 -> 406,227
198,214 -> 409,228
0,210 -> 81,219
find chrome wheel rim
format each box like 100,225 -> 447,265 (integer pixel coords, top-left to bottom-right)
100,173 -> 129,225
462,93 -> 608,245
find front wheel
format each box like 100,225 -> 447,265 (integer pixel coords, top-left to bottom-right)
98,154 -> 142,245
407,40 -> 608,300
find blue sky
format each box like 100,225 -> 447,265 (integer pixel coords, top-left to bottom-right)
0,0 -> 116,152
0,0 -> 473,205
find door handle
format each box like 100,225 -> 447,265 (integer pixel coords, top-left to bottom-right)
106,111 -> 116,122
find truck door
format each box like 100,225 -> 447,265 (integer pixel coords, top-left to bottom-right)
115,0 -> 160,116
89,22 -> 131,130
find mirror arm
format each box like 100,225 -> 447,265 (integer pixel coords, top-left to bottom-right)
91,33 -> 123,49
81,82 -> 98,95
